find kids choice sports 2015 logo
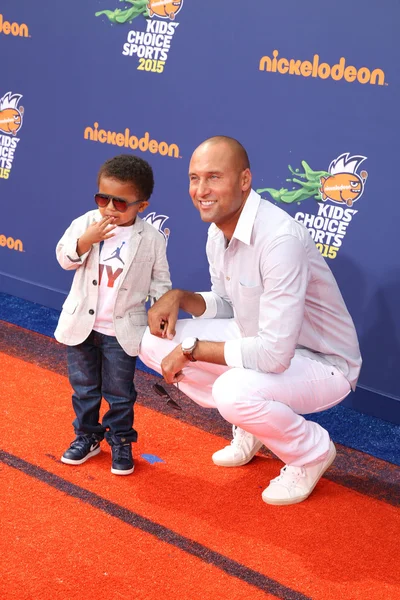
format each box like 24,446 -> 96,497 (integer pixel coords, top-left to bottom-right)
257,153 -> 368,260
95,0 -> 183,74
0,92 -> 24,180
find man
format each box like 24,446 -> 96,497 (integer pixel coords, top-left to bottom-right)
139,136 -> 361,505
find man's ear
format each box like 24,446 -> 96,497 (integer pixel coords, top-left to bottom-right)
138,201 -> 149,213
241,168 -> 252,192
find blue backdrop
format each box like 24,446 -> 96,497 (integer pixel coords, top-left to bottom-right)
1,0 -> 399,423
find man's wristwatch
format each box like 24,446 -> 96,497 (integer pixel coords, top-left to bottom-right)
181,337 -> 198,362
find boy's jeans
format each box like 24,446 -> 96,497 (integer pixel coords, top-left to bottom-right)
67,331 -> 137,444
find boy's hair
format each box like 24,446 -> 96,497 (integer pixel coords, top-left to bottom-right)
97,154 -> 154,200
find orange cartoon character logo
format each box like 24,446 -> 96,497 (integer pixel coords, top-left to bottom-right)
148,0 -> 183,19
0,92 -> 24,136
320,153 -> 368,207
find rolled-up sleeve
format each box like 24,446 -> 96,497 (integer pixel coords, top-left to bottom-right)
194,291 -> 234,319
56,216 -> 93,271
224,338 -> 244,368
239,235 -> 309,374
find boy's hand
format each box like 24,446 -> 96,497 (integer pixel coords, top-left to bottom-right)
77,216 -> 117,256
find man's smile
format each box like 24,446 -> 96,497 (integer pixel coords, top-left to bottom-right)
199,200 -> 217,206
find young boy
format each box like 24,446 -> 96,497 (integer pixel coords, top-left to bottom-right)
55,154 -> 171,475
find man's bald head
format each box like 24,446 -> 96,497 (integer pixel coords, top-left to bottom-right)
189,135 -> 252,236
195,136 -> 250,172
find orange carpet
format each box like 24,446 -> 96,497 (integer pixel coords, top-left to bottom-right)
0,342 -> 399,599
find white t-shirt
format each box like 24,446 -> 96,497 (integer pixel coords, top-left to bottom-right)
93,225 -> 133,336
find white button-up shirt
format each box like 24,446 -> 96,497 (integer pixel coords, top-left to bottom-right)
197,190 -> 362,390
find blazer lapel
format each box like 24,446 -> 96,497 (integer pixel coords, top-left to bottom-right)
117,217 -> 144,288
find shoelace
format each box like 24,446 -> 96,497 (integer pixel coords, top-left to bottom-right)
273,465 -> 305,484
70,435 -> 92,450
113,444 -> 131,462
230,425 -> 247,447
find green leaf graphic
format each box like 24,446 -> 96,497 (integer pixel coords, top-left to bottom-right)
95,0 -> 149,23
257,161 -> 330,204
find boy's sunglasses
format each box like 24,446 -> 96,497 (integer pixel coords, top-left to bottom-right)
94,193 -> 143,213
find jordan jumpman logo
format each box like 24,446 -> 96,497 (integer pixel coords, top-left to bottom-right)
104,241 -> 125,265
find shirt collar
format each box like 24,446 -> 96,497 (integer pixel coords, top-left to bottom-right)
231,189 -> 261,245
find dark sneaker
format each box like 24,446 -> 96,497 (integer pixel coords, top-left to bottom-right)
61,434 -> 102,465
111,441 -> 134,475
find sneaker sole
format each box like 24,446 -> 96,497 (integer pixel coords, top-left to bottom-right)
212,440 -> 264,467
61,446 -> 101,465
262,442 -> 337,506
111,466 -> 135,475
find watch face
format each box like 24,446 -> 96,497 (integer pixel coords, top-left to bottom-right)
182,336 -> 197,351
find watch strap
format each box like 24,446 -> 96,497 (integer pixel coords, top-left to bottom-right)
182,337 -> 198,362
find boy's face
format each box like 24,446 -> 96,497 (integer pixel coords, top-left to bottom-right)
97,176 -> 149,227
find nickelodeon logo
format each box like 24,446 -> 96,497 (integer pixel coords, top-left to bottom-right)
0,234 -> 23,252
84,123 -> 180,158
0,14 -> 29,37
259,50 -> 385,86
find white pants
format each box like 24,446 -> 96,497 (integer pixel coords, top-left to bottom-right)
139,319 -> 351,466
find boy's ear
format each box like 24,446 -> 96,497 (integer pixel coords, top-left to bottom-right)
138,201 -> 149,213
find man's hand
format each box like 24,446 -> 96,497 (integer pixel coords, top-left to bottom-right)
77,216 -> 117,256
161,344 -> 189,384
148,289 -> 181,339
148,289 -> 207,339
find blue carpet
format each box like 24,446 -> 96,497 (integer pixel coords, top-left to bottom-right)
0,292 -> 158,377
0,292 -> 399,466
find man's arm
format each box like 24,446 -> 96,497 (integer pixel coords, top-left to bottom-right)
189,234 -> 309,375
161,339 -> 226,384
227,234 -> 309,374
161,234 -> 309,383
147,289 -> 207,339
179,290 -> 208,316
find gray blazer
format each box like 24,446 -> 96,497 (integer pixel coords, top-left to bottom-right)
54,210 -> 171,356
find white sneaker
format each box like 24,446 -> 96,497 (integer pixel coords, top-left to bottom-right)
212,425 -> 263,467
262,441 -> 337,506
